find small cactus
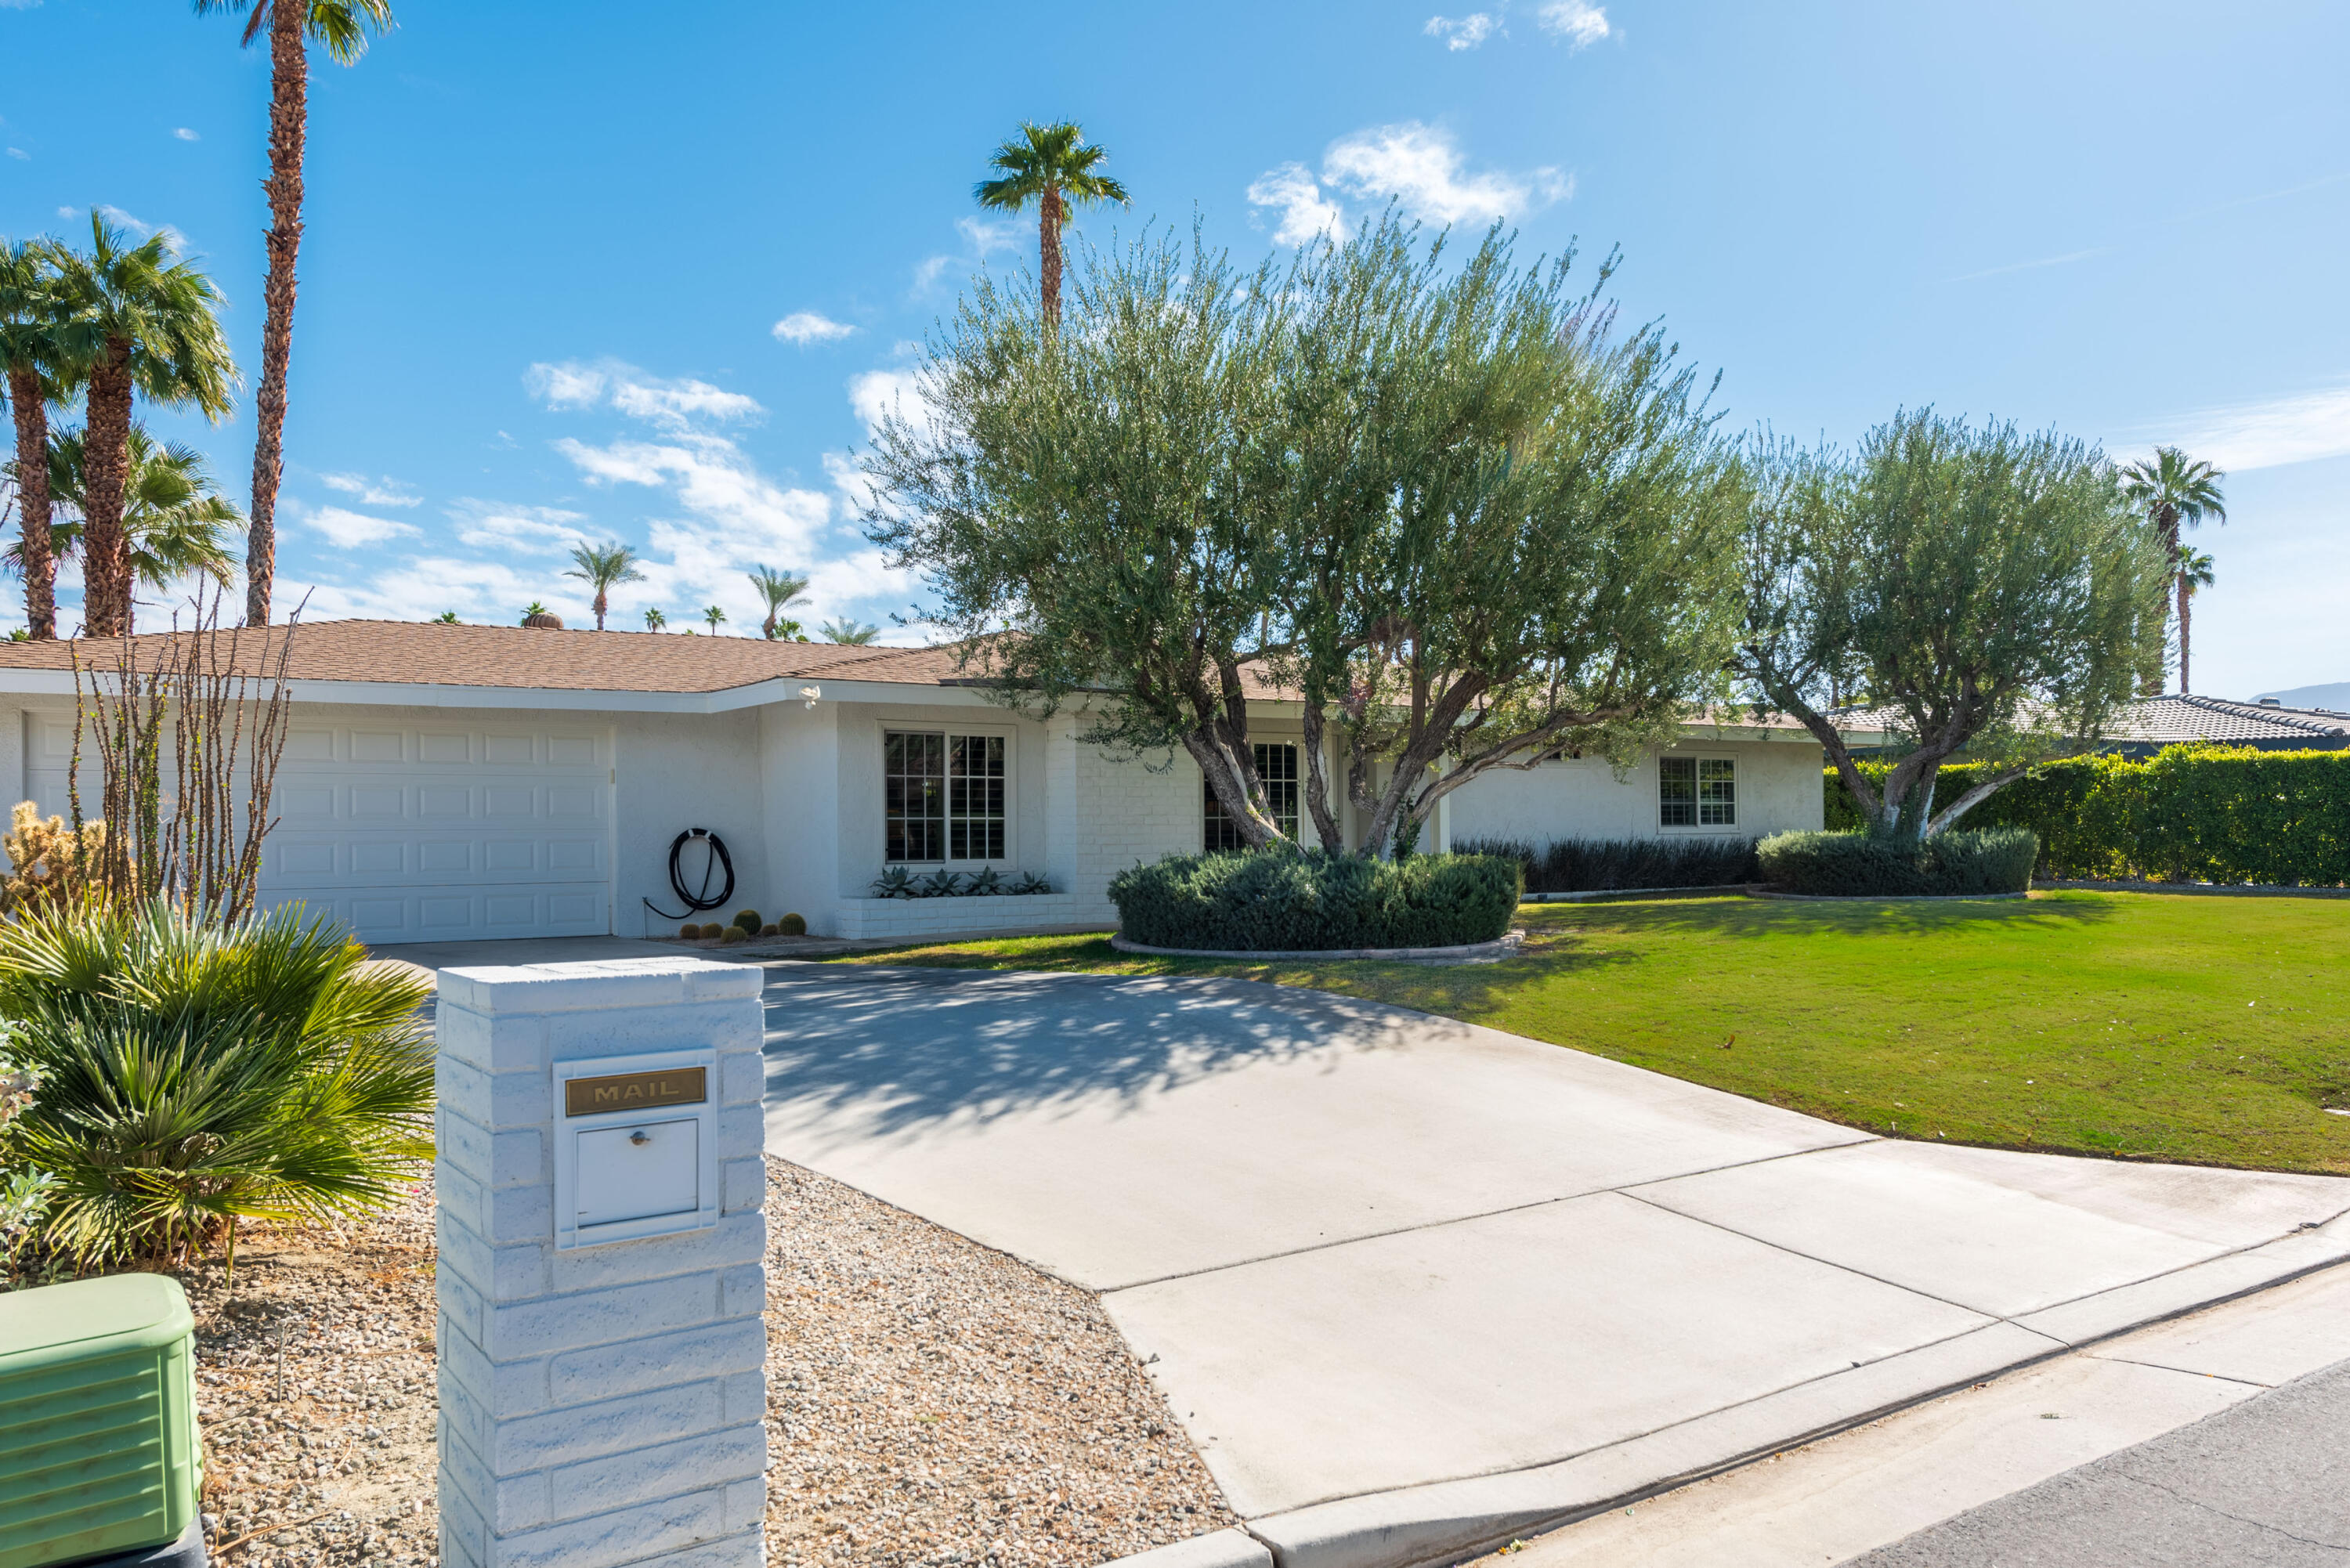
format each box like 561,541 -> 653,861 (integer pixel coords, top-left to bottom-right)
719,926 -> 748,945
732,909 -> 762,934
680,923 -> 703,940
779,912 -> 808,936
759,923 -> 779,938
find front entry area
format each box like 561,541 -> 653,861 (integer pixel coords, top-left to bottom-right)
260,720 -> 614,943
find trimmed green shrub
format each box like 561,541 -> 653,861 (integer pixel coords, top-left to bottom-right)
1759,828 -> 2040,896
731,909 -> 762,935
1458,835 -> 1759,894
0,898 -> 434,1270
1109,850 -> 1522,951
1824,745 -> 2350,885
778,912 -> 808,936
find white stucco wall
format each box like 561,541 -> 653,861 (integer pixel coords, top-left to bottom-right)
1444,735 -> 1826,848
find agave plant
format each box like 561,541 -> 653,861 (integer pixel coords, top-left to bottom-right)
0,898 -> 434,1271
1010,872 -> 1054,895
964,866 -> 1004,897
870,866 -> 916,900
915,869 -> 964,898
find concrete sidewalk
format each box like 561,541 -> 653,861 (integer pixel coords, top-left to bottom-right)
757,966 -> 2350,1568
1483,1261 -> 2350,1566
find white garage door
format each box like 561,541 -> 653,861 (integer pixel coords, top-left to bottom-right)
261,721 -> 614,944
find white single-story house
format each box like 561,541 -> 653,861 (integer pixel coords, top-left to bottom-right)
0,622 -> 1862,945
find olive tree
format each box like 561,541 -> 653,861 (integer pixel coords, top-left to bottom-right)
1279,227 -> 1744,855
1734,412 -> 2171,840
861,229 -> 1300,846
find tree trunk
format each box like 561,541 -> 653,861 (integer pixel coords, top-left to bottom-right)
80,341 -> 136,638
2178,583 -> 2192,695
245,0 -> 309,630
5,366 -> 56,639
1298,700 -> 1347,851
594,591 -> 608,630
2157,504 -> 2179,695
1039,184 -> 1064,327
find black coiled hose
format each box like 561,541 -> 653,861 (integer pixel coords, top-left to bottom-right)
642,828 -> 736,922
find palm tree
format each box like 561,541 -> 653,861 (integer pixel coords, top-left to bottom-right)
2118,446 -> 2226,692
643,606 -> 666,631
562,540 -> 643,630
2175,547 -> 2215,695
702,605 -> 726,634
817,617 -> 880,645
747,565 -> 808,641
194,0 -> 394,630
974,122 -> 1131,326
8,425 -> 244,634
2,238 -> 73,640
44,217 -> 237,639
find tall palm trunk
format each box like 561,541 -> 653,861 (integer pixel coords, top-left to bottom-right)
80,341 -> 137,638
593,591 -> 608,630
2178,578 -> 2193,695
5,366 -> 56,639
2155,500 -> 2180,694
1039,183 -> 1065,326
245,0 -> 309,629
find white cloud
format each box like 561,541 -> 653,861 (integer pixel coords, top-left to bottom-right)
445,498 -> 589,552
306,505 -> 418,548
911,255 -> 955,294
1246,163 -> 1350,246
772,310 -> 858,346
2142,381 -> 2350,472
1321,122 -> 1567,226
956,216 -> 1022,256
172,127 -> 200,142
524,359 -> 761,432
5,148 -> 26,162
288,556 -> 557,627
848,367 -> 928,436
1537,0 -> 1611,46
88,204 -> 187,250
320,471 -> 422,507
1424,12 -> 1499,49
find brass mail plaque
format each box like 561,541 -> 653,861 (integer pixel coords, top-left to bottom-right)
565,1066 -> 708,1118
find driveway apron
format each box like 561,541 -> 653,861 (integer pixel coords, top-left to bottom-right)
759,966 -> 2350,1554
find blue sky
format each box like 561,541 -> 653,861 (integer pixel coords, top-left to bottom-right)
4,0 -> 2347,696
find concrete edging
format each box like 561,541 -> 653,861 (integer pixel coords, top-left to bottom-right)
1520,883 -> 1761,903
2034,878 -> 2350,899
1108,931 -> 1524,963
1746,889 -> 2029,903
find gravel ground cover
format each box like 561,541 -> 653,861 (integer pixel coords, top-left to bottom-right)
127,1156 -> 1231,1568
179,1180 -> 442,1567
763,1154 -> 1236,1566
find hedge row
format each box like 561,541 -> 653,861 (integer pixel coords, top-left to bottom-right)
1108,850 -> 1522,951
1823,745 -> 2350,886
1758,827 -> 2039,896
1455,834 -> 1759,893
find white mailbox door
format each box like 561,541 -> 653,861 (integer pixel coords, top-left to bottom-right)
572,1118 -> 700,1227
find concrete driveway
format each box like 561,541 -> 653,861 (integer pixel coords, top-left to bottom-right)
759,966 -> 2350,1567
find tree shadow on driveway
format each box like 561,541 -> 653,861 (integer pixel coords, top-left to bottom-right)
760,965 -> 1473,1141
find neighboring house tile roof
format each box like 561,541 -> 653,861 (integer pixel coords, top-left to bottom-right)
1832,694 -> 2350,746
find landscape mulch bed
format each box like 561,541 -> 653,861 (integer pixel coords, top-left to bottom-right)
105,1158 -> 1231,1568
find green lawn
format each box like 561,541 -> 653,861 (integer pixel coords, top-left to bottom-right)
826,892 -> 2350,1176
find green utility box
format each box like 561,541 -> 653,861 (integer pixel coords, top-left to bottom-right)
0,1274 -> 204,1568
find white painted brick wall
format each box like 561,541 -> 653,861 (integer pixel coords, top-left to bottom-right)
435,958 -> 769,1568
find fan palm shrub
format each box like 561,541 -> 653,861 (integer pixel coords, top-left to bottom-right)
0,897 -> 433,1271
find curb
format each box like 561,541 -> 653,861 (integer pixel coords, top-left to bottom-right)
1095,1528 -> 1275,1568
2034,879 -> 2350,899
1108,932 -> 1524,963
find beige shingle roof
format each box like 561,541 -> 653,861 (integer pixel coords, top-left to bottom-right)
1831,694 -> 2350,745
0,620 -> 974,694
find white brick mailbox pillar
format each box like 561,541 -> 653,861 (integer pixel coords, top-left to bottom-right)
433,958 -> 770,1568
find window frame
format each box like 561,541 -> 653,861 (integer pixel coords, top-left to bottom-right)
1203,740 -> 1301,851
879,721 -> 1018,866
1658,753 -> 1739,832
